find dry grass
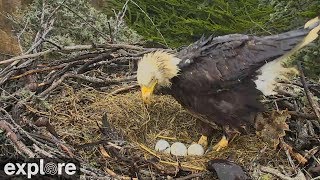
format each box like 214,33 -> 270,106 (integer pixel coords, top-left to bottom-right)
48,84 -> 288,172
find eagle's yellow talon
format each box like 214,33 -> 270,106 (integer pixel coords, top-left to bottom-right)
212,135 -> 228,151
197,135 -> 208,148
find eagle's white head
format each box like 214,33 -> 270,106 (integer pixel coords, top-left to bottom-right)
137,51 -> 181,104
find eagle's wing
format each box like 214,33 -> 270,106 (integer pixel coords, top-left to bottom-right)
175,27 -> 318,94
168,20 -> 319,129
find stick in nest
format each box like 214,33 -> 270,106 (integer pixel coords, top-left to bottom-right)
297,61 -> 320,121
0,120 -> 35,158
260,166 -> 306,180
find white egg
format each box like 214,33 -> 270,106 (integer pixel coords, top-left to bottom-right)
170,142 -> 187,156
187,144 -> 204,156
155,139 -> 170,153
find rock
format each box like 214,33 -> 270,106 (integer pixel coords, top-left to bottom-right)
207,159 -> 249,180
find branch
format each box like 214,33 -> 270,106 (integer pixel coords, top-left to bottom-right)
108,84 -> 139,95
0,120 -> 35,158
0,44 -> 145,65
297,61 -> 320,121
77,51 -> 114,74
174,172 -> 208,180
105,167 -> 138,180
38,72 -> 136,98
59,3 -> 109,41
0,49 -> 52,65
10,65 -> 64,80
288,111 -> 317,119
260,166 -> 306,180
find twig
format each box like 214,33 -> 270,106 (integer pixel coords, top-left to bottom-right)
129,0 -> 168,46
92,57 -> 141,68
27,4 -> 54,54
26,0 -> 66,54
34,117 -> 59,138
274,100 -> 279,111
76,140 -> 123,150
40,0 -> 46,25
10,65 -> 64,80
284,147 -> 297,173
39,60 -> 87,87
0,49 -> 52,65
33,144 -> 53,158
16,20 -> 29,53
0,44 -> 145,65
174,172 -> 208,180
297,61 -> 320,121
105,167 -> 138,180
113,0 -> 130,41
43,39 -> 63,49
80,175 -> 111,180
0,71 -> 17,86
108,22 -> 114,43
59,3 -> 109,41
243,3 -> 272,35
80,167 -> 112,179
77,51 -> 114,74
108,84 -> 139,95
288,111 -> 317,119
39,73 -> 136,97
0,108 -> 67,157
0,120 -> 35,158
260,166 -> 306,180
280,140 -> 308,165
63,73 -> 136,85
38,72 -> 73,97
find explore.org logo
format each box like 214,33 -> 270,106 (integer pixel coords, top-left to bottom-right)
0,158 -> 80,179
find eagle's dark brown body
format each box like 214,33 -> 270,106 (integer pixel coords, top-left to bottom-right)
164,28 -> 317,135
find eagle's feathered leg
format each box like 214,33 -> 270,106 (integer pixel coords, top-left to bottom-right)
212,125 -> 240,151
197,121 -> 240,150
197,120 -> 214,148
212,135 -> 228,151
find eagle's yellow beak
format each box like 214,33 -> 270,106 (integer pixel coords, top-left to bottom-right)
141,81 -> 157,104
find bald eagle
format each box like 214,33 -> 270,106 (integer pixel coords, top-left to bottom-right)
137,17 -> 320,151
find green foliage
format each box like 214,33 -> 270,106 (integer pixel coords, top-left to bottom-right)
260,0 -> 320,80
14,0 -> 141,50
260,0 -> 320,31
107,0 -> 319,48
107,0 -> 274,47
294,39 -> 320,81
105,0 -> 319,79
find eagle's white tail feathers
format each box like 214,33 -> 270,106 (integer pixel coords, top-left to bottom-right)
254,58 -> 298,96
255,17 -> 320,96
304,16 -> 320,29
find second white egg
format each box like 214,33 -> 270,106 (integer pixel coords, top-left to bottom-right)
170,142 -> 187,156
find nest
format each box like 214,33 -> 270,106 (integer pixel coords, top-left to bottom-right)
48,84 -> 287,177
1,42 -> 319,178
